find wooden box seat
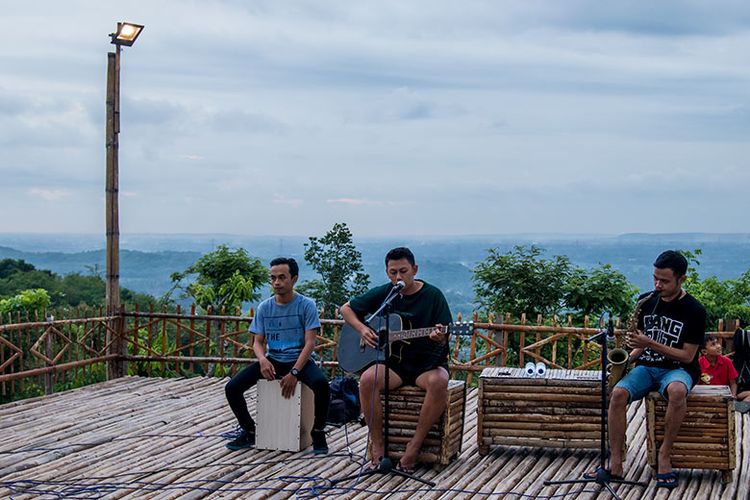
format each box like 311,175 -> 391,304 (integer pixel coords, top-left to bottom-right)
371,379 -> 466,468
477,367 -> 610,455
646,385 -> 736,482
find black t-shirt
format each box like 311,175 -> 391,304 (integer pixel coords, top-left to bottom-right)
348,280 -> 452,368
635,291 -> 706,384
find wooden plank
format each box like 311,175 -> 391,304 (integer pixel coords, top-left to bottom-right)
0,377 -> 746,499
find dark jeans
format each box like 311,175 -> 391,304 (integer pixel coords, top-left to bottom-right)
225,358 -> 330,432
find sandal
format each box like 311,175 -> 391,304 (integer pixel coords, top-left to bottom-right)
583,467 -> 624,481
655,471 -> 679,489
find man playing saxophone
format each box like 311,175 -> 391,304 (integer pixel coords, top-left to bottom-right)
590,250 -> 705,490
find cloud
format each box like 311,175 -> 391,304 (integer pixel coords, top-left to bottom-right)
180,154 -> 204,161
327,198 -> 373,206
273,195 -> 304,207
27,188 -> 72,201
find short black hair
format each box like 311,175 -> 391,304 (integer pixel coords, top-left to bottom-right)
385,247 -> 415,266
653,250 -> 688,277
702,333 -> 720,349
270,257 -> 299,278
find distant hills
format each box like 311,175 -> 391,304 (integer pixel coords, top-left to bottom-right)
2,233 -> 749,316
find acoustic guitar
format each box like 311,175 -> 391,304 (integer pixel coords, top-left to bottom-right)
337,313 -> 473,374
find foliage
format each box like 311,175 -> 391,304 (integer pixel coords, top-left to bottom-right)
473,245 -> 577,317
473,245 -> 639,319
681,249 -> 750,326
0,288 -> 51,316
0,258 -> 35,278
565,264 -> 639,320
0,258 -> 157,313
297,222 -> 370,317
167,245 -> 268,314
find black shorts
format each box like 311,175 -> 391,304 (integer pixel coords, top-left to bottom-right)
384,357 -> 448,386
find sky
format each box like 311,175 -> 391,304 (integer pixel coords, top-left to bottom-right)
1,1 -> 749,237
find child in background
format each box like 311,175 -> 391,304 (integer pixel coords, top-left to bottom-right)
699,335 -> 738,399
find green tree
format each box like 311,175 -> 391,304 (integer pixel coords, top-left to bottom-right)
565,264 -> 639,320
0,258 -> 35,279
0,259 -> 155,312
168,244 -> 268,314
681,249 -> 750,326
297,222 -> 370,317
473,245 -> 576,317
473,245 -> 638,319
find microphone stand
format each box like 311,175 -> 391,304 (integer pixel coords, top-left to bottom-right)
543,316 -> 646,499
328,283 -> 435,488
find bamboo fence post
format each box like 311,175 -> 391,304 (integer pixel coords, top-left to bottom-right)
233,306 -> 241,376
132,303 -> 140,360
44,313 -> 54,395
189,304 -> 196,374
467,311 -> 479,385
0,312 -> 5,396
219,308 -> 226,374
203,306 -> 211,374
175,305 -> 182,374
493,313 -> 504,367
160,304 -> 168,374
536,313 -> 542,366
147,303 -> 154,377
519,313 -> 527,366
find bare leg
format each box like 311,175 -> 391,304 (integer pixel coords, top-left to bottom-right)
359,363 -> 403,465
658,381 -> 688,474
607,387 -> 630,477
737,390 -> 750,402
399,367 -> 449,469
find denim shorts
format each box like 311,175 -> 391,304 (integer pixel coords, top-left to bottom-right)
614,365 -> 694,403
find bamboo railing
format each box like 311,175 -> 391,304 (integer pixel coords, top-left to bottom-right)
0,306 -> 740,401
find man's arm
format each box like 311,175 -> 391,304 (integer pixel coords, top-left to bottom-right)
730,378 -> 738,398
279,329 -> 317,399
627,347 -> 644,364
340,302 -> 378,348
253,334 -> 276,381
626,332 -> 699,364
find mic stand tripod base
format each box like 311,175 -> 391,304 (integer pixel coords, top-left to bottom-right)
326,444 -> 436,489
543,470 -> 647,500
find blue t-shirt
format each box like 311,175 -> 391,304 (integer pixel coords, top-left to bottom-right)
249,293 -> 321,363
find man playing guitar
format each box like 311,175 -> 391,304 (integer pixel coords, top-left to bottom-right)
339,247 -> 452,472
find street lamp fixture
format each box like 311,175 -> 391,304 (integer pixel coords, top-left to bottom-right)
105,21 -> 143,379
110,22 -> 144,47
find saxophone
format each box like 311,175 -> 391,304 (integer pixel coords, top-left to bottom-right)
607,290 -> 658,394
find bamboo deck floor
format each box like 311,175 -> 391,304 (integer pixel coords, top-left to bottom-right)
1,376 -> 748,499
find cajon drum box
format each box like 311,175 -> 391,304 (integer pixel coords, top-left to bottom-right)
256,379 -> 315,452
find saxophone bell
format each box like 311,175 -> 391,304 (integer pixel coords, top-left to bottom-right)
607,348 -> 629,395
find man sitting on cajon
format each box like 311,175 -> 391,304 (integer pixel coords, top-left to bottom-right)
225,257 -> 330,454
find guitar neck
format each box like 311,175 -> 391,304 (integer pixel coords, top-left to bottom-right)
389,326 -> 444,343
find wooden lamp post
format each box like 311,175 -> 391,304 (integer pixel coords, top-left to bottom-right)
105,22 -> 144,379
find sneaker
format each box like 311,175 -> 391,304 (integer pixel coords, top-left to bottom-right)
311,429 -> 328,455
225,429 -> 255,450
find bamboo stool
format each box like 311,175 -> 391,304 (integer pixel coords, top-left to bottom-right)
255,379 -> 314,452
477,367 -> 612,455
369,379 -> 466,470
646,385 -> 736,483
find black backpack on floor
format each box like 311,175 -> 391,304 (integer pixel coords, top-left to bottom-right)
327,376 -> 360,425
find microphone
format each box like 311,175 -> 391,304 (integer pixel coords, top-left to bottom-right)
393,280 -> 406,292
585,315 -> 614,344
